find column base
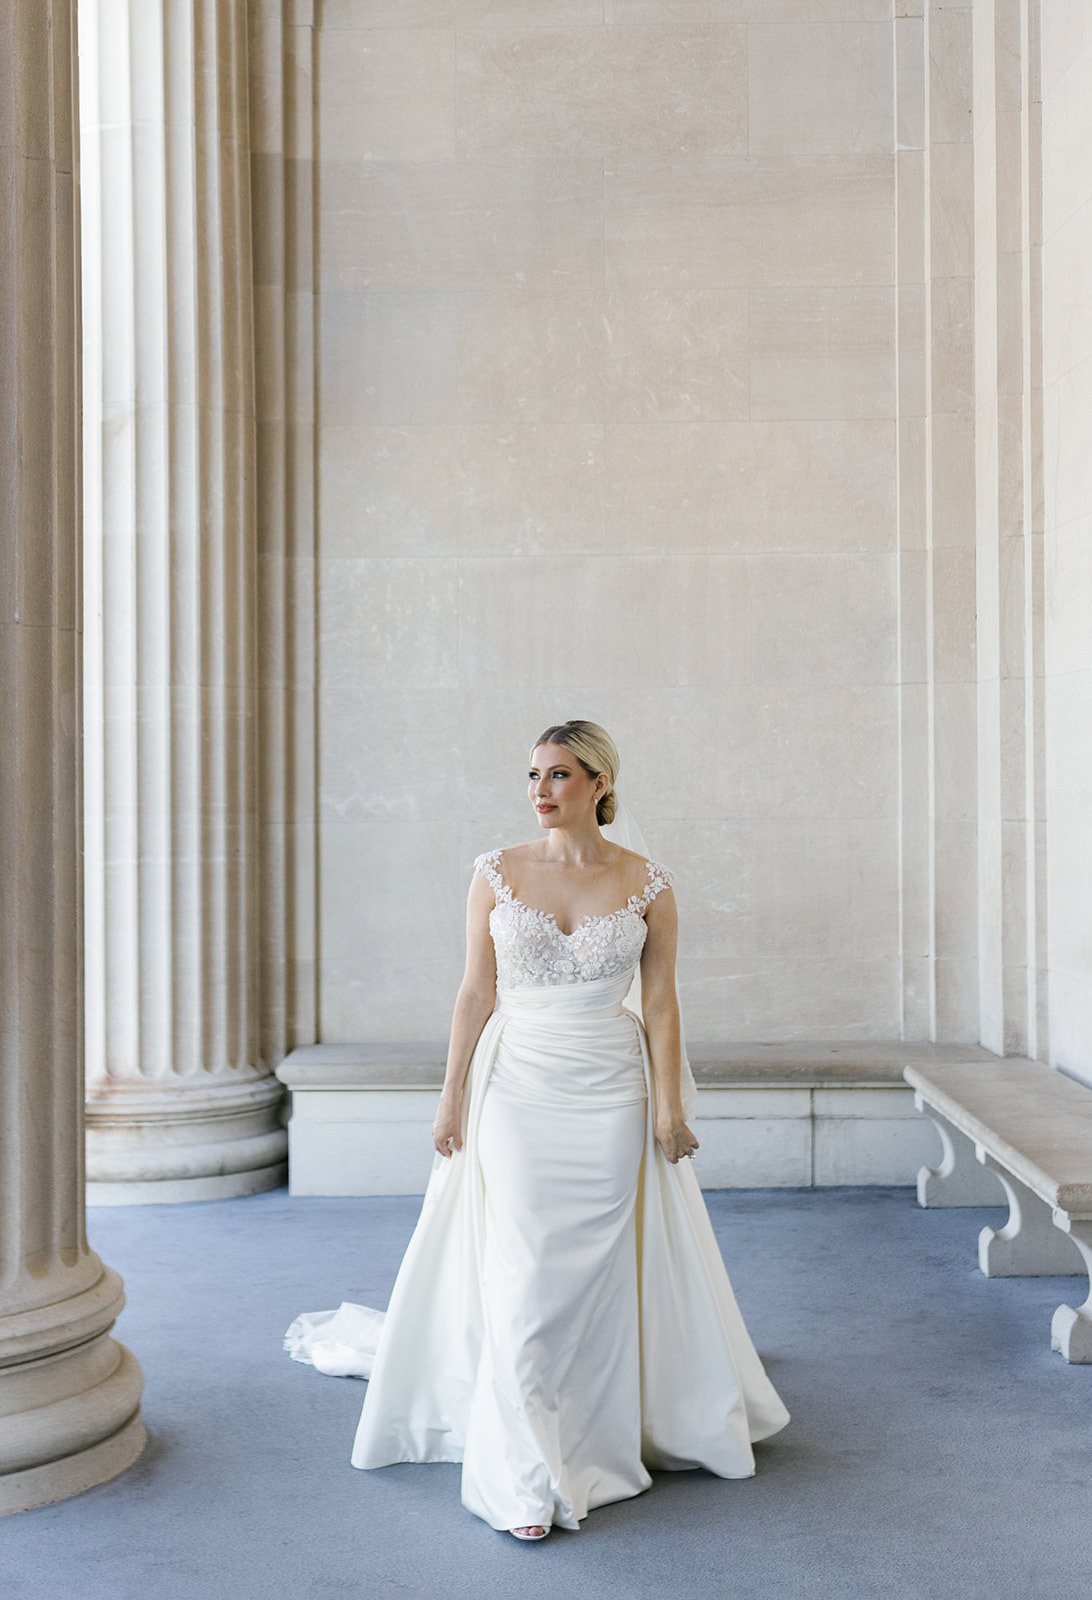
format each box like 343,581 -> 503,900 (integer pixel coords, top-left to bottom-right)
0,1410 -> 145,1517
0,1266 -> 145,1517
86,1075 -> 287,1204
88,1159 -> 287,1206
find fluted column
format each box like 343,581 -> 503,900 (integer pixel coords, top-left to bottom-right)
80,0 -> 286,1201
248,0 -> 319,1074
0,0 -> 145,1513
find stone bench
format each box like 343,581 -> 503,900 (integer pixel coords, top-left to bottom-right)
275,1039 -> 995,1199
904,1060 -> 1092,1363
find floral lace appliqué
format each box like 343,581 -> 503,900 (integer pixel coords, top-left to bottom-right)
473,850 -> 674,991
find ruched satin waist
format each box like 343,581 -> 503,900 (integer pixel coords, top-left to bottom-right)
490,970 -> 646,1108
496,969 -> 636,1026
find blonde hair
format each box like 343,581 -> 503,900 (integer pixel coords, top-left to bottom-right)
532,720 -> 620,827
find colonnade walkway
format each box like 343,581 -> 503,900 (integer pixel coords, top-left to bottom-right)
8,1188 -> 1090,1600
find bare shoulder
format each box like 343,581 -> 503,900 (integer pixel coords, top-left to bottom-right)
612,844 -> 654,892
499,841 -> 541,865
473,841 -> 537,877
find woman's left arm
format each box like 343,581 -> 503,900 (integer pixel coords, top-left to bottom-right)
641,888 -> 699,1165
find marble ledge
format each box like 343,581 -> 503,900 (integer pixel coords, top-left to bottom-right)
277,1038 -> 999,1090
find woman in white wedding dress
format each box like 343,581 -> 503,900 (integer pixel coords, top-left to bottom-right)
285,720 -> 789,1540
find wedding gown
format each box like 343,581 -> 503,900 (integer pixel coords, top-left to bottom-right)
285,850 -> 789,1533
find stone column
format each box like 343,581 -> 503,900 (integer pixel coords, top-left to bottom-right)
248,0 -> 319,1075
0,1 -> 145,1514
80,0 -> 286,1201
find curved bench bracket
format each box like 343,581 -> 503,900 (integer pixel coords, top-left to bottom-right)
915,1108 -> 1006,1207
977,1153 -> 1084,1276
1050,1219 -> 1092,1364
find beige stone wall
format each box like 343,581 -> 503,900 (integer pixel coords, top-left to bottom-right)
1041,2 -> 1092,1083
63,2 -> 1092,1084
313,2 -> 902,1043
894,1 -> 981,1047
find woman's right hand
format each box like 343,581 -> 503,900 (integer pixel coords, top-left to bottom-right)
655,1113 -> 699,1165
432,1092 -> 464,1158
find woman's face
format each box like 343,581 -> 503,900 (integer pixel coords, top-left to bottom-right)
528,743 -> 603,830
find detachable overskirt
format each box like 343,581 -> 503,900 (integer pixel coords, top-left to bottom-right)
349,971 -> 790,1529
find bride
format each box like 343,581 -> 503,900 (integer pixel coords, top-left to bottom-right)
285,720 -> 789,1540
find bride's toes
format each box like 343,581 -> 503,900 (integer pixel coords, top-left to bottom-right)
510,1524 -> 548,1541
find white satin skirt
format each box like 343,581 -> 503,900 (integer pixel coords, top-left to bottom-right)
323,971 -> 791,1532
462,982 -> 650,1529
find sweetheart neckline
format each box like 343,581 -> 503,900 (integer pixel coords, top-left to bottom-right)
493,889 -> 646,941
478,848 -> 667,938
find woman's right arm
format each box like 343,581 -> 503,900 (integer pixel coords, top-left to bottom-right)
432,871 -> 497,1158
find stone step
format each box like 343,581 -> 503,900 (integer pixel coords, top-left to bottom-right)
277,1038 -> 998,1092
276,1040 -> 1000,1197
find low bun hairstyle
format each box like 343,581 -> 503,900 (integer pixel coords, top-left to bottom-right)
532,720 -> 620,828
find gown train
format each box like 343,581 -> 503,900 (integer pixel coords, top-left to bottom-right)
286,969 -> 789,1532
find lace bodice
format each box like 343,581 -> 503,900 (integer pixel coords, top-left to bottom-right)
474,850 -> 674,990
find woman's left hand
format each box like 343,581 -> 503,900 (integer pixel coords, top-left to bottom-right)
655,1115 -> 699,1165
432,1090 -> 464,1158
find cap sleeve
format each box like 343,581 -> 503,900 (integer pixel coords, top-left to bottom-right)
473,849 -> 506,899
635,859 -> 674,914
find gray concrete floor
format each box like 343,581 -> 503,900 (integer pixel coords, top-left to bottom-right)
6,1187 -> 1092,1600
